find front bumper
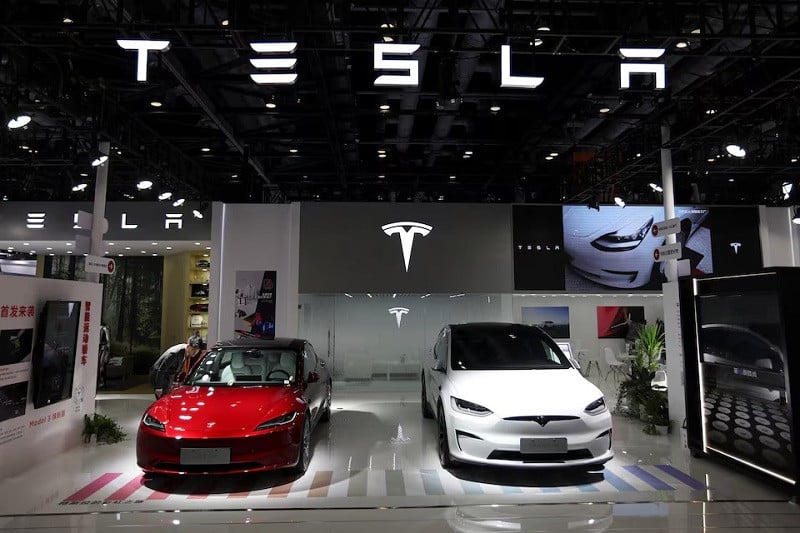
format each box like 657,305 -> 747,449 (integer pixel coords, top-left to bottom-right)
446,409 -> 613,468
136,420 -> 302,475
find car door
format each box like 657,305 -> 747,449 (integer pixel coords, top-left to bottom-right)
302,343 -> 324,421
427,328 -> 449,411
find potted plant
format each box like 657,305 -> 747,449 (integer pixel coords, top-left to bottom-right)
642,392 -> 670,435
82,413 -> 126,444
615,323 -> 665,418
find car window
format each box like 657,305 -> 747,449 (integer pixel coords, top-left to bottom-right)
305,343 -> 319,370
186,348 -> 298,385
434,329 -> 447,361
450,326 -> 571,371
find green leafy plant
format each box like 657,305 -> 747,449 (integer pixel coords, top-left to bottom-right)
616,322 -> 666,419
632,323 -> 665,376
82,413 -> 126,444
642,392 -> 670,434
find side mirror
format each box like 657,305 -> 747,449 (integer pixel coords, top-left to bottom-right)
307,371 -> 320,383
432,358 -> 446,373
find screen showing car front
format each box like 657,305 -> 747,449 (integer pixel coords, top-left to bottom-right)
450,327 -> 571,371
186,348 -> 299,386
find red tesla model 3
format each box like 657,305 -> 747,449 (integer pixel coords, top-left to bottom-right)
136,338 -> 332,475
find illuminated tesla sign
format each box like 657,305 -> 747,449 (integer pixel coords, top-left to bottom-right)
381,221 -> 432,272
388,307 -> 410,328
116,40 -> 666,90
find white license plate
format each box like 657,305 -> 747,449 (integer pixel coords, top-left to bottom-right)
179,447 -> 231,465
520,437 -> 567,454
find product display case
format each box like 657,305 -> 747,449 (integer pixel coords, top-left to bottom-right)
187,253 -> 210,337
679,268 -> 800,490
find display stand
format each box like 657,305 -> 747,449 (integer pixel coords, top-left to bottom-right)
187,253 -> 210,341
679,268 -> 800,495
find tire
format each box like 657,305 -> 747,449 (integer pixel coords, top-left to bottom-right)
437,405 -> 456,469
319,382 -> 332,423
292,415 -> 311,475
421,376 -> 433,419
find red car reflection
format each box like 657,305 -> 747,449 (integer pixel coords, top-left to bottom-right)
136,338 -> 331,475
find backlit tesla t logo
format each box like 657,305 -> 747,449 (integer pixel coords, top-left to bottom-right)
388,307 -> 410,328
730,242 -> 742,254
381,221 -> 432,272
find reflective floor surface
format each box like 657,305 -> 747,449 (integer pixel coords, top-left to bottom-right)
0,386 -> 797,531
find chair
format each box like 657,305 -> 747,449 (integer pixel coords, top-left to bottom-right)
273,352 -> 296,382
221,352 -> 246,382
603,347 -> 627,382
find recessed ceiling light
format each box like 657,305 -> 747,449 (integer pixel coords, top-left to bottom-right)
636,152 -> 642,157
194,242 -> 201,246
46,247 -> 52,250
125,247 -> 131,250
67,250 -> 72,254
265,102 -> 277,109
379,104 -> 390,111
378,174 -> 385,179
151,242 -> 158,246
140,250 -> 146,254
201,147 -> 211,152
378,153 -> 387,158
537,26 -> 551,32
462,154 -> 470,159
152,253 -> 158,256
489,105 -> 501,112
449,175 -> 456,180
66,242 -> 72,246
532,38 -> 544,47
377,149 -> 386,154
599,107 -> 611,113
465,150 -> 473,155
549,152 -> 558,157
150,99 -> 162,107
205,246 -> 211,250
109,242 -> 115,246
23,242 -> 29,246
221,19 -> 229,26
7,247 -> 12,250
137,180 -> 153,190
289,148 -> 298,153
675,40 -> 689,49
705,108 -> 717,115
63,17 -> 74,23
792,158 -> 798,163
231,174 -> 238,178
729,178 -> 735,182
545,155 -> 554,160
725,144 -> 746,158
118,253 -> 123,257
80,172 -> 88,177
166,246 -> 172,250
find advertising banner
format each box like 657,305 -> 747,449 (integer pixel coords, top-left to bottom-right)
234,271 -> 276,339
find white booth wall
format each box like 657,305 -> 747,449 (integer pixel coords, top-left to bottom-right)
0,276 -> 102,480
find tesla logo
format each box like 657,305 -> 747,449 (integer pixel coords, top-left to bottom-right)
26,212 -> 45,229
730,242 -> 742,254
388,307 -> 410,328
532,416 -> 549,427
382,221 -> 432,272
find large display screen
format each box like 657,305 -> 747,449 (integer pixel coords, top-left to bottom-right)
696,290 -> 792,480
31,301 -> 81,409
514,205 -> 761,291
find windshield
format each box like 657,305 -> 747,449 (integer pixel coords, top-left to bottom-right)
186,348 -> 298,386
450,326 -> 571,371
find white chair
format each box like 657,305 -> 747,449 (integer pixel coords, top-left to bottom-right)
580,350 -> 602,378
603,347 -> 627,382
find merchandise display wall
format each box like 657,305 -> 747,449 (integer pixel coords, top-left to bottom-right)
0,276 -> 103,479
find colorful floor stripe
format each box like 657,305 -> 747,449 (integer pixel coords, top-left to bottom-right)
59,464 -> 706,504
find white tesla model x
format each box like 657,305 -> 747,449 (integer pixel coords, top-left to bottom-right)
421,323 -> 613,468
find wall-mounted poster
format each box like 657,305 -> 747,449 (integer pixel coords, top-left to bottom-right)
0,329 -> 33,366
596,306 -> 645,339
521,306 -> 570,338
234,271 -> 277,339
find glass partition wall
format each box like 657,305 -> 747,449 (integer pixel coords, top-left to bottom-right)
298,294 -> 505,390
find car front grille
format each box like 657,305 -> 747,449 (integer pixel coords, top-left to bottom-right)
503,415 -> 580,423
487,449 -> 593,462
155,462 -> 264,473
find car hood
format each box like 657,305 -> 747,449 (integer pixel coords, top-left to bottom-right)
563,205 -> 661,242
447,369 -> 604,417
149,385 -> 304,437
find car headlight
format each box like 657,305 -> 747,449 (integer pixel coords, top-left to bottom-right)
451,397 -> 492,417
142,412 -> 166,432
584,397 -> 607,415
254,411 -> 298,431
591,217 -> 653,252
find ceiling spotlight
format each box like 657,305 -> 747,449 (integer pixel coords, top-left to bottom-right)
91,154 -> 108,167
614,196 -> 626,207
201,147 -> 211,153
599,107 -> 611,113
463,154 -> 471,159
7,115 -> 31,129
725,144 -> 746,158
705,108 -> 717,115
649,183 -> 663,192
63,17 -> 74,23
192,209 -> 203,219
489,105 -> 501,112
465,150 -> 474,155
158,192 -> 173,201
728,178 -> 735,182
221,19 -> 229,26
150,99 -> 163,107
137,180 -> 153,190
675,40 -> 689,49
289,148 -> 298,153
792,158 -> 799,163
72,183 -> 88,192
449,175 -> 456,180
379,104 -> 390,111
532,38 -> 544,47
378,153 -> 387,158
378,174 -> 385,179
80,172 -> 88,177
549,152 -> 558,157
172,198 -> 185,207
537,26 -> 551,32
545,155 -> 554,160
265,101 -> 277,109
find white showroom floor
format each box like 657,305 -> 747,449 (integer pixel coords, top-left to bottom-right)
1,385 -> 799,532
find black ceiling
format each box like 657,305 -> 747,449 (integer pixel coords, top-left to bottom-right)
2,1 -> 800,206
